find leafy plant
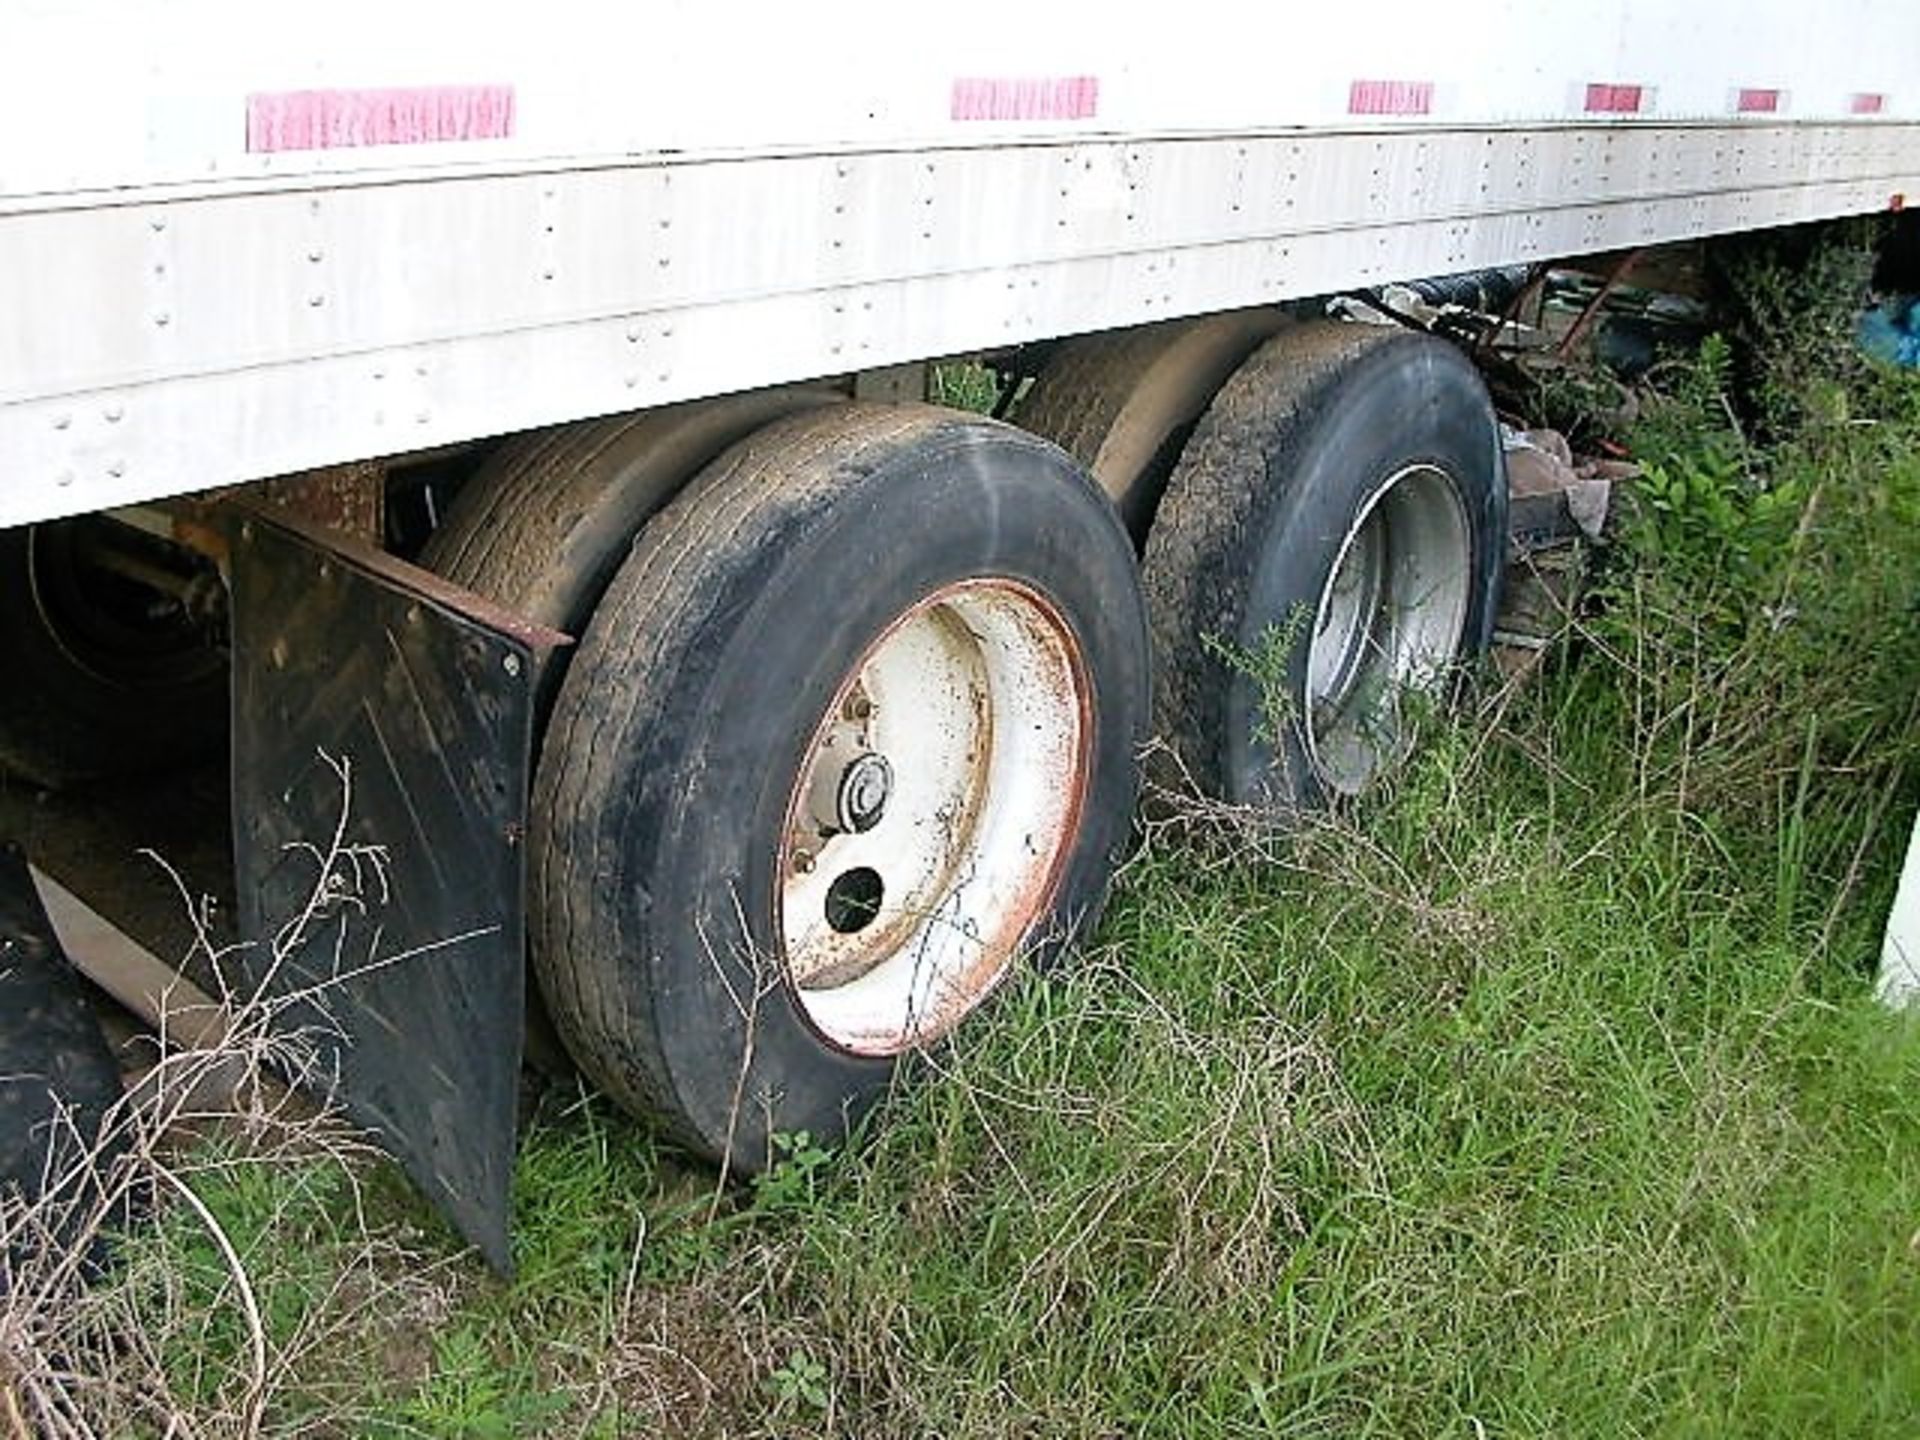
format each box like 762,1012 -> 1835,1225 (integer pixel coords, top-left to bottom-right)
1203,607 -> 1311,750
751,1130 -> 834,1217
769,1349 -> 831,1414
929,361 -> 1003,414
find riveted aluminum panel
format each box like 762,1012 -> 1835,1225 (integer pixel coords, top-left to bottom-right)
4,119 -> 1915,526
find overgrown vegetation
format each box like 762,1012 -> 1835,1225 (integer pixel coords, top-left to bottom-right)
10,229 -> 1920,1437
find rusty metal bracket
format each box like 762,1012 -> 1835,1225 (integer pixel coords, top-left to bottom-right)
226,508 -> 567,1272
1554,248 -> 1648,360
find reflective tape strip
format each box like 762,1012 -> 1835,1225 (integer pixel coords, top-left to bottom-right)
1584,83 -> 1646,113
950,77 -> 1100,122
1348,79 -> 1434,116
246,86 -> 515,153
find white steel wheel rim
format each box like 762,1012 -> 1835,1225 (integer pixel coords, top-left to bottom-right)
1304,463 -> 1472,796
777,579 -> 1089,1057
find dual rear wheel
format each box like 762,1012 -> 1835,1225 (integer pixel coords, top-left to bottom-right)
422,317 -> 1506,1166
528,409 -> 1148,1165
1138,320 -> 1505,808
1023,316 -> 1506,808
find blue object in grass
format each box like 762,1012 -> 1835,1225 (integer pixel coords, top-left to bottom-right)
1859,295 -> 1920,367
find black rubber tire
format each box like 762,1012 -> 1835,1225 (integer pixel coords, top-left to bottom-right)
417,388 -> 842,1076
420,386 -> 843,708
1143,321 -> 1506,809
0,842 -> 129,1272
0,520 -> 227,789
1015,309 -> 1289,543
531,404 -> 1150,1169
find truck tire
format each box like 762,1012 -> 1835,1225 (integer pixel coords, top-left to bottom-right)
531,404 -> 1150,1169
419,386 -> 842,709
1015,309 -> 1288,543
1144,321 -> 1505,809
418,389 -> 844,1076
0,519 -> 226,789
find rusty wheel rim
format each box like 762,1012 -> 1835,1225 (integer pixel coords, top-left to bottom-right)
776,579 -> 1090,1057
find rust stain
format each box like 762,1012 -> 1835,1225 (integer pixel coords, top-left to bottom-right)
168,459 -> 386,562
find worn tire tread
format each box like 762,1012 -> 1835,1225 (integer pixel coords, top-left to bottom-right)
532,405 -> 966,1138
1016,310 -> 1288,541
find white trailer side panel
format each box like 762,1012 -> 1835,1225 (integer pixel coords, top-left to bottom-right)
3,1 -> 1917,525
2,0 -> 1911,197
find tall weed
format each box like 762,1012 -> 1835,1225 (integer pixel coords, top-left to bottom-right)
1582,234 -> 1920,937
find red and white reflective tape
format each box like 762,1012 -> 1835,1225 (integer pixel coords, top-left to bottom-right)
950,76 -> 1099,122
1348,79 -> 1433,116
1735,88 -> 1782,114
246,85 -> 515,153
1852,92 -> 1888,115
1584,82 -> 1647,114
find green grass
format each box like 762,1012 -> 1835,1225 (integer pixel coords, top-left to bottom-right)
75,239 -> 1920,1437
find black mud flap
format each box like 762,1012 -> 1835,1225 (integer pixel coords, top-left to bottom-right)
228,511 -> 566,1273
0,844 -> 126,1275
